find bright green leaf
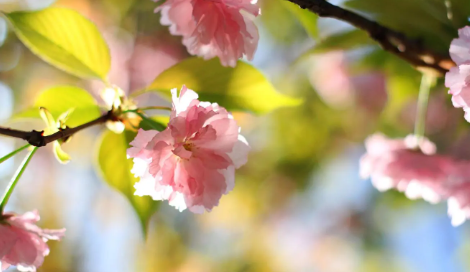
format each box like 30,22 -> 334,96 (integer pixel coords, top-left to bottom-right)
281,1 -> 318,38
39,107 -> 56,131
57,108 -> 75,128
38,107 -> 72,164
15,86 -> 101,127
140,57 -> 301,114
6,7 -> 110,80
53,141 -> 71,164
97,130 -> 159,236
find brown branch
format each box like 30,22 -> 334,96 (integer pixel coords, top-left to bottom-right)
0,111 -> 113,147
287,0 -> 455,75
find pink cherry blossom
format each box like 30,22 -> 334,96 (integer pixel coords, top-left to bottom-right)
309,52 -> 387,112
155,0 -> 260,67
361,133 -> 470,226
445,26 -> 470,122
360,133 -> 453,204
0,210 -> 65,271
127,85 -> 250,213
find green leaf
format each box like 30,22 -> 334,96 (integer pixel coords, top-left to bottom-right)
39,107 -> 57,132
97,130 -> 159,236
312,29 -> 374,53
6,7 -> 110,80
53,141 -> 71,164
139,57 -> 302,114
15,86 -> 101,127
281,1 -> 318,38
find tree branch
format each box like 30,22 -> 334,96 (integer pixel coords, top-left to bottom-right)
287,0 -> 455,75
0,111 -> 113,147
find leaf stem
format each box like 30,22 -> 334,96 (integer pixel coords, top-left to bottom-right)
0,144 -> 30,164
414,73 -> 435,140
0,147 -> 38,213
136,106 -> 172,111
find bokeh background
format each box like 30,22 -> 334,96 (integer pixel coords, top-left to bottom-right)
1,0 -> 470,271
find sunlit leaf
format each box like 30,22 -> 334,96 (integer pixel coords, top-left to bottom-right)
6,7 -> 110,80
57,108 -> 75,128
281,1 -> 318,38
53,141 -> 70,164
97,130 -> 159,236
39,107 -> 56,131
15,86 -> 101,127
140,57 -> 301,114
38,107 -> 72,164
259,0 -> 304,43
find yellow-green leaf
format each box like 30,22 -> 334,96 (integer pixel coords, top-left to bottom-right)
53,141 -> 71,164
140,57 -> 301,114
15,86 -> 101,127
39,107 -> 57,132
97,130 -> 159,236
6,7 -> 110,80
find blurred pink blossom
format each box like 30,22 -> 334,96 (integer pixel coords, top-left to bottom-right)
361,133 -> 470,226
155,0 -> 260,67
90,30 -> 184,96
443,162 -> 470,226
127,86 -> 250,213
360,133 -> 452,204
445,26 -> 470,122
0,210 -> 65,271
400,93 -> 460,134
309,52 -> 387,111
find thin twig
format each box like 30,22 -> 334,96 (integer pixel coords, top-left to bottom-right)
0,111 -> 113,147
287,0 -> 455,75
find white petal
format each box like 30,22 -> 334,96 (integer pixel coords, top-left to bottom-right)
172,86 -> 198,115
220,165 -> 235,194
227,135 -> 250,169
169,192 -> 187,212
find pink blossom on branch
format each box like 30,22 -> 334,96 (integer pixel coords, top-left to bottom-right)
155,0 -> 260,67
127,86 -> 250,213
0,210 -> 65,271
445,26 -> 470,122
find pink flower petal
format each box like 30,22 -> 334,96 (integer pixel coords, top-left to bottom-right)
127,86 -> 249,213
155,0 -> 260,67
0,210 -> 64,271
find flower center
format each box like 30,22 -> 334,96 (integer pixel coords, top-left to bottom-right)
183,142 -> 194,151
